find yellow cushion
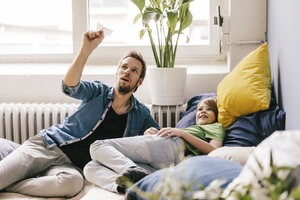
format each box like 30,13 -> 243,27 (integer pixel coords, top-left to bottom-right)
217,43 -> 271,128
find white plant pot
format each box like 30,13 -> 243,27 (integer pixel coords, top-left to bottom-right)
148,67 -> 187,105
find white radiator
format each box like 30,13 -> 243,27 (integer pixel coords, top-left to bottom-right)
0,103 -> 186,144
146,104 -> 186,128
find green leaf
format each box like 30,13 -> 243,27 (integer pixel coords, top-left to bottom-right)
142,7 -> 162,25
167,10 -> 178,33
146,27 -> 152,33
133,13 -> 142,24
162,0 -> 167,10
291,184 -> 300,199
181,0 -> 194,6
139,29 -> 146,39
169,0 -> 176,9
179,1 -> 189,14
185,35 -> 190,43
270,150 -> 274,167
150,0 -> 161,9
253,154 -> 264,172
276,166 -> 295,171
174,30 -> 190,43
130,0 -> 145,12
180,9 -> 193,31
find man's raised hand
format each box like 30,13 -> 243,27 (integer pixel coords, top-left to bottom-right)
82,30 -> 105,55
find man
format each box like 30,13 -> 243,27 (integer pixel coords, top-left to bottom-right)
0,30 -> 159,197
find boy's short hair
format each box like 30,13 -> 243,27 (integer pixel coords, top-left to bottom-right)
197,96 -> 218,120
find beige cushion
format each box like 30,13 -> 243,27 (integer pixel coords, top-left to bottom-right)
208,146 -> 256,166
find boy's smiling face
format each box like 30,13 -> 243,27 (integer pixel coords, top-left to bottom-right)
195,102 -> 217,125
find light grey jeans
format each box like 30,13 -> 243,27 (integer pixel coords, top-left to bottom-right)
83,135 -> 185,192
0,134 -> 84,197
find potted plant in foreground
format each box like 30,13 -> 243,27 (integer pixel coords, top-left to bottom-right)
130,0 -> 193,105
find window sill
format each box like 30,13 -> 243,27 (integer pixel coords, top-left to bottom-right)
0,62 -> 228,76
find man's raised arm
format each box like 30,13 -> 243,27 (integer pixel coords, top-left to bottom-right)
64,30 -> 105,87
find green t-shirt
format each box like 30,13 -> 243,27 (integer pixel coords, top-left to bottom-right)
182,122 -> 225,156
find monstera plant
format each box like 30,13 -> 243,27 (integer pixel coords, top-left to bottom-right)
130,0 -> 193,68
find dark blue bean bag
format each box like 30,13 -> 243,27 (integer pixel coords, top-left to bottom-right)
223,96 -> 285,146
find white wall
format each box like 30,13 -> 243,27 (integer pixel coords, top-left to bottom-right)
228,0 -> 266,69
267,0 -> 300,129
0,63 -> 227,104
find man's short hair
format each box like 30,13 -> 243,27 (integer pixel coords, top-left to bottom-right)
119,51 -> 147,79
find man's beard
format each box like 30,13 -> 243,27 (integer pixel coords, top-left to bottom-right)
117,79 -> 139,94
118,85 -> 132,94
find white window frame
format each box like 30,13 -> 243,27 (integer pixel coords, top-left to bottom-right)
0,0 -> 221,65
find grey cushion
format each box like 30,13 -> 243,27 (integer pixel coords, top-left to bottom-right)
0,138 -> 20,161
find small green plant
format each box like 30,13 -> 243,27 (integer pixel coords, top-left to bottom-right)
130,0 -> 193,68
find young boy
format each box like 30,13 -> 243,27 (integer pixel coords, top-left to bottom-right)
84,97 -> 225,193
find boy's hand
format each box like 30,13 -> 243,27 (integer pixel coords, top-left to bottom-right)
157,128 -> 185,139
144,127 -> 159,135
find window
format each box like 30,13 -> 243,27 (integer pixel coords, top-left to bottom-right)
0,0 -> 72,54
0,0 -> 220,64
88,0 -> 211,45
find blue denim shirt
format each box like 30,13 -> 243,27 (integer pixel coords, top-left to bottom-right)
41,80 -> 160,148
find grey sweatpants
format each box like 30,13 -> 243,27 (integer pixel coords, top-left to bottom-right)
84,135 -> 185,192
0,134 -> 84,197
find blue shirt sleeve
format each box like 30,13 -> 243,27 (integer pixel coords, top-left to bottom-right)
62,80 -> 105,101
